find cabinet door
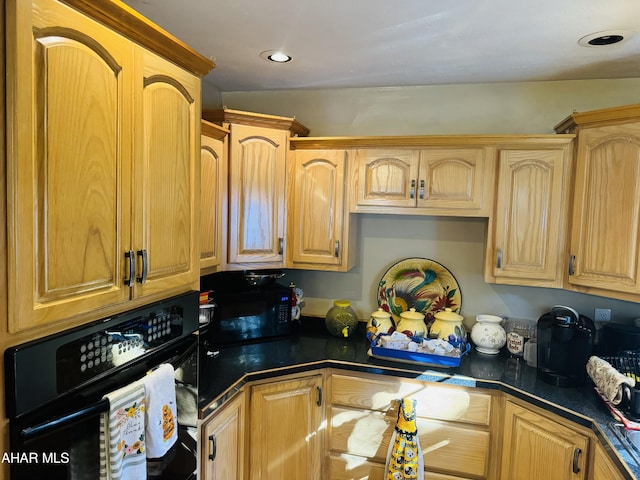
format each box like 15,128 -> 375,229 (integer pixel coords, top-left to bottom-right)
250,375 -> 324,480
417,148 -> 491,213
228,124 -> 287,264
491,149 -> 569,287
6,0 -> 133,332
591,441 -> 628,480
356,149 -> 420,207
200,128 -> 227,272
502,401 -> 589,480
202,391 -> 245,480
288,150 -> 347,268
133,48 -> 200,298
568,123 -> 640,294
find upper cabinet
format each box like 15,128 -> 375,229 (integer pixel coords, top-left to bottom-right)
5,0 -> 212,332
203,109 -> 309,269
353,144 -> 495,216
287,149 -> 356,271
556,104 -> 640,300
356,149 -> 420,207
485,141 -> 574,288
133,48 -> 202,299
200,120 -> 229,273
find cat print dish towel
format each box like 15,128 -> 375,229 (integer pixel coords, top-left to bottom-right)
143,364 -> 178,458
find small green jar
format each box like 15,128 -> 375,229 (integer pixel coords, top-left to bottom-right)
325,300 -> 358,338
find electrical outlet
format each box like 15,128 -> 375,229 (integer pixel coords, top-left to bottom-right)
594,308 -> 612,321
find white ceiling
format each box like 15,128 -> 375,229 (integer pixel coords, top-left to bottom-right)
123,0 -> 640,92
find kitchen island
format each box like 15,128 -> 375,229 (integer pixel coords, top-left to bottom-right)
198,320 -> 639,479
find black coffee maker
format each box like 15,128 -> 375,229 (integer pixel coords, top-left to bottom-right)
537,305 -> 595,387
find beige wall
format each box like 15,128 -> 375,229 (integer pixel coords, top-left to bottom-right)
214,78 -> 640,136
211,79 -> 640,326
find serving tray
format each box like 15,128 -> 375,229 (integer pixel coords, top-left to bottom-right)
367,343 -> 468,368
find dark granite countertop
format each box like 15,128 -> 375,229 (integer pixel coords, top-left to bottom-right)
198,322 -> 639,479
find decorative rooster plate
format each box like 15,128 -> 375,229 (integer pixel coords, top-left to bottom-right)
377,257 -> 462,325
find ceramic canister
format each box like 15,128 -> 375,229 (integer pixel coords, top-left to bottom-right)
430,308 -> 465,341
396,308 -> 427,339
367,307 -> 395,335
470,314 -> 507,355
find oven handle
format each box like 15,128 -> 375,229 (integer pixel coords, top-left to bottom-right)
21,398 -> 110,442
20,334 -> 197,442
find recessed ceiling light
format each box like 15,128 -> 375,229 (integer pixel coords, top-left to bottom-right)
259,50 -> 292,63
578,30 -> 631,47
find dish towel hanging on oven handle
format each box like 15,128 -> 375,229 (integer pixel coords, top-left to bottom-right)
385,398 -> 424,480
99,380 -> 147,480
143,363 -> 178,459
586,355 -> 635,404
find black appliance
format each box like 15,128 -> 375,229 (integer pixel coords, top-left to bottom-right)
598,322 -> 640,355
4,292 -> 199,480
200,271 -> 292,346
537,305 -> 595,387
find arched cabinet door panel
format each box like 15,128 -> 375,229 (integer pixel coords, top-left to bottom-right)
491,148 -> 569,287
568,124 -> 640,294
133,51 -> 200,298
227,124 -> 288,264
7,0 -> 133,331
288,150 -> 347,268
200,121 -> 228,272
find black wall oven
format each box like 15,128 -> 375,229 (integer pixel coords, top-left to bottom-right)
4,292 -> 200,480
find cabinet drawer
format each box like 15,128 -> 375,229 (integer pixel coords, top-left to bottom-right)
329,454 -> 469,480
330,374 -> 491,426
329,406 -> 489,478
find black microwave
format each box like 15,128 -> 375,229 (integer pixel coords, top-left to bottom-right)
200,271 -> 292,345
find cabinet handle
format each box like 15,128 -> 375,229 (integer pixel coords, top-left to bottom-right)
334,240 -> 340,258
419,179 -> 425,199
136,249 -> 148,284
208,434 -> 217,461
278,237 -> 284,255
568,255 -> 576,276
572,447 -> 581,473
316,386 -> 323,407
496,249 -> 503,269
410,179 -> 416,199
124,250 -> 136,287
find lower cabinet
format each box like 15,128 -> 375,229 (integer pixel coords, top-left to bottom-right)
199,369 -> 633,480
591,441 -> 628,480
327,371 -> 495,480
501,399 -> 589,480
201,390 -> 246,480
249,374 -> 325,480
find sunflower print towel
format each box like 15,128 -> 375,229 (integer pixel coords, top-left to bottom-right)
384,398 -> 424,480
99,381 -> 147,480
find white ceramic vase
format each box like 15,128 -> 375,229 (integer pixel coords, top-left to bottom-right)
470,314 -> 506,355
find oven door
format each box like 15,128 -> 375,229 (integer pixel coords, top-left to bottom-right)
8,335 -> 198,480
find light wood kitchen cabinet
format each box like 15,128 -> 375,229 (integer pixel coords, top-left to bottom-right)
485,142 -> 573,288
556,104 -> 640,301
287,149 -> 356,271
328,371 -> 495,479
200,120 -> 229,273
132,47 -> 201,299
201,390 -> 245,480
590,441 -> 628,480
249,374 -> 324,480
501,400 -> 589,480
354,146 -> 494,216
203,109 -> 309,268
5,0 -> 210,332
